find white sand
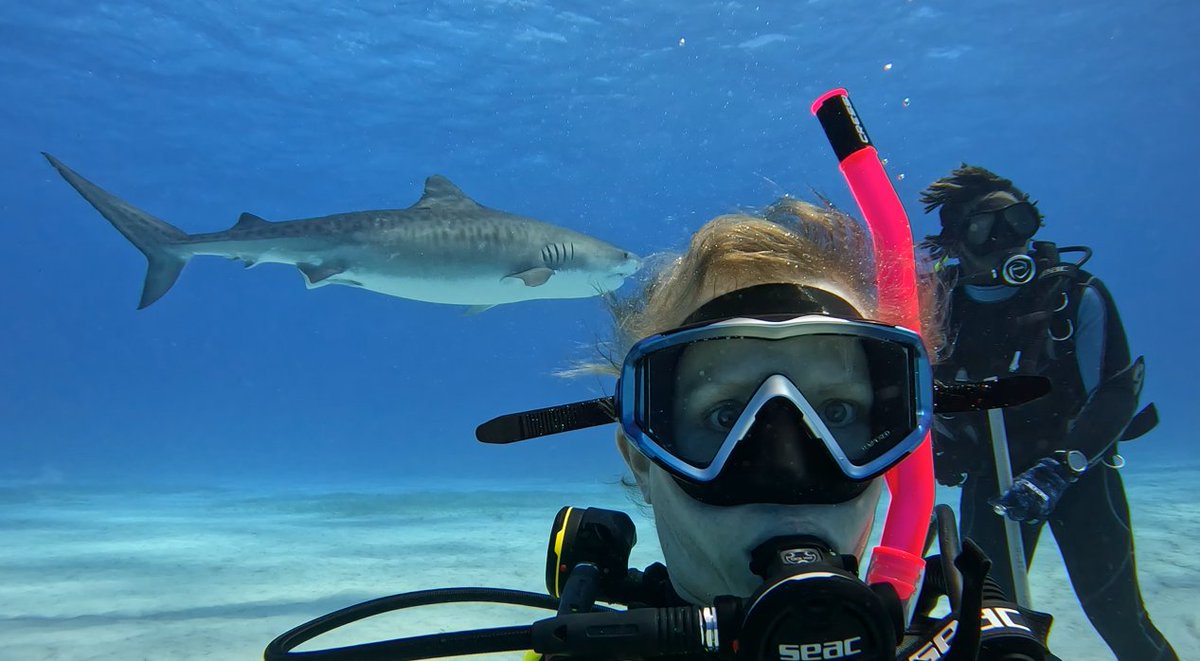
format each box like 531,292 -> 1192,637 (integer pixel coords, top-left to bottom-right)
0,467 -> 1195,660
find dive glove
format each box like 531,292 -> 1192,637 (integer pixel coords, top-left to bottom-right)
989,452 -> 1086,524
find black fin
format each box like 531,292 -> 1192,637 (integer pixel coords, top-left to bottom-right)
140,253 -> 187,309
232,212 -> 271,231
1120,403 -> 1158,442
297,262 -> 347,287
504,267 -> 554,287
412,175 -> 482,210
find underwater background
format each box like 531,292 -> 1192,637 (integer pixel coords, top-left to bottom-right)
2,1 -> 1197,658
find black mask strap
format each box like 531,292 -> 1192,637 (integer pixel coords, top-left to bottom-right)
682,283 -> 862,325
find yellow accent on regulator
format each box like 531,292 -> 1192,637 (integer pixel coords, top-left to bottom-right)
552,506 -> 574,597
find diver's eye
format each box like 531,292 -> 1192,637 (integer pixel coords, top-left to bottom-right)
703,401 -> 743,432
820,400 -> 857,428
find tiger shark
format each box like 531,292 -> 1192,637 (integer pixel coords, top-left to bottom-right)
43,153 -> 641,311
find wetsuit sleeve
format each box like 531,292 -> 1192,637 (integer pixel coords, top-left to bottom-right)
1074,285 -> 1107,395
1061,281 -> 1139,463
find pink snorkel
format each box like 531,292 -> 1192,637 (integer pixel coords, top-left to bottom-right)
812,89 -> 934,601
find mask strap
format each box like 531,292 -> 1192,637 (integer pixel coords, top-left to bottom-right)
476,397 -> 615,444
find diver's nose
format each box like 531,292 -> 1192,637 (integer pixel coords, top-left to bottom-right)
736,397 -> 816,475
677,396 -> 870,505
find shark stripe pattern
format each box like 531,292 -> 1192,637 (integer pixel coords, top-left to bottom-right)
43,153 -> 641,310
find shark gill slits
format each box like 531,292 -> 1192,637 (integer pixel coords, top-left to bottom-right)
543,243 -> 570,268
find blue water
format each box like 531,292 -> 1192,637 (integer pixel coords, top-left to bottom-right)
5,0 -> 1194,486
2,2 -> 1198,657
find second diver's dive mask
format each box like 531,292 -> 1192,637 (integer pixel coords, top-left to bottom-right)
958,200 -> 1040,254
946,196 -> 1042,287
619,307 -> 933,506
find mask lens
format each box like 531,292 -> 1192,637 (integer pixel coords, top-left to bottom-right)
633,333 -> 919,476
1002,202 -> 1039,240
962,211 -> 997,248
961,202 -> 1038,252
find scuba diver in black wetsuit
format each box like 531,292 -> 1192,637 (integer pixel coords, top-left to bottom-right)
919,164 -> 1177,661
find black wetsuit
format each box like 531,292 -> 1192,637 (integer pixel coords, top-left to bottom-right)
933,270 -> 1177,661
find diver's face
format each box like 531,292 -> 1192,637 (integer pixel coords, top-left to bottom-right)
620,334 -> 884,603
952,191 -> 1028,274
670,335 -> 874,505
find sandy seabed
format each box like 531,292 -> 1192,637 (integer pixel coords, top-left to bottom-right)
1,465 -> 1195,660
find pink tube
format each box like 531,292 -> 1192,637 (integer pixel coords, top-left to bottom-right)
812,90 -> 933,601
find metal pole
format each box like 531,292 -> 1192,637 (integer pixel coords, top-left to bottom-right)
987,404 -> 1032,608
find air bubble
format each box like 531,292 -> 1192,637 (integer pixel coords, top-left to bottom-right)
883,63 -> 893,71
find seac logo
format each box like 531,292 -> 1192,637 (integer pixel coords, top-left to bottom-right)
908,608 -> 1031,660
780,547 -> 822,565
779,637 -> 863,660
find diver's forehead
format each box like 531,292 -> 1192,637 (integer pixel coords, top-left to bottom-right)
967,190 -> 1020,213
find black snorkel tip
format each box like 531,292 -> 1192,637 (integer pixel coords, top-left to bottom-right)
476,397 -> 616,444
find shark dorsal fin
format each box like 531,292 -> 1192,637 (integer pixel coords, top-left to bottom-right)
413,175 -> 482,211
233,212 -> 272,231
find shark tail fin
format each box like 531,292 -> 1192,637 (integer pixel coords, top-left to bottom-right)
43,153 -> 192,309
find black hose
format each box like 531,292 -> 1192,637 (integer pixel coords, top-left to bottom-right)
934,504 -> 964,613
943,540 -> 988,661
264,587 -> 578,661
1056,245 -> 1093,268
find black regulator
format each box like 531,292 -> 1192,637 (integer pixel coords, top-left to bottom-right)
960,241 -> 1093,288
263,505 -> 1055,661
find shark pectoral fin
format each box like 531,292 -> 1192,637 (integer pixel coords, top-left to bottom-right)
298,262 -> 347,288
232,212 -> 272,231
464,304 -> 498,315
504,267 -> 554,287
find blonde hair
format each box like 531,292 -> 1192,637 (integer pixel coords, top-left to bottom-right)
572,198 -> 943,381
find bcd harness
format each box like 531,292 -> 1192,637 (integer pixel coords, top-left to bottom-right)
938,241 -> 1157,474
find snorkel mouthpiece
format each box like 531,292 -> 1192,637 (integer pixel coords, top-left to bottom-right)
813,89 -> 934,601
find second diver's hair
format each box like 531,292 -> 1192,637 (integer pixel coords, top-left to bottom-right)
919,163 -> 1042,245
